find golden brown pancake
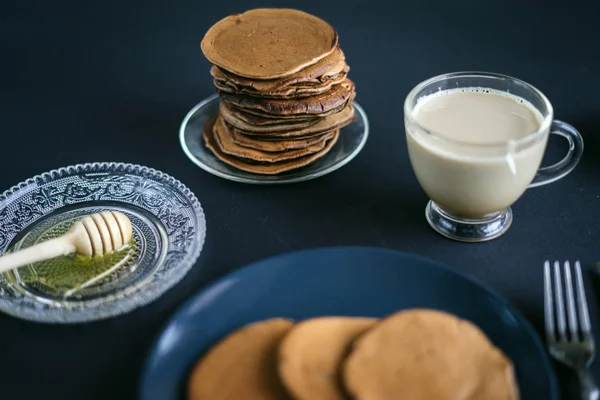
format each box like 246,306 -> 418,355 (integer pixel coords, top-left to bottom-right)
221,79 -> 355,116
220,101 -> 320,133
319,60 -> 349,82
342,309 -> 519,400
222,102 -> 355,136
213,116 -> 329,161
278,317 -> 376,400
235,98 -> 354,120
204,117 -> 340,174
201,8 -> 338,79
187,318 -> 294,400
210,47 -> 346,92
230,127 -> 335,152
214,71 -> 348,99
221,101 -> 320,126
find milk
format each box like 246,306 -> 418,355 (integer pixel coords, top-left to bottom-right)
406,88 -> 548,218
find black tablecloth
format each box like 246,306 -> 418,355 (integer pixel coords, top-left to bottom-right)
1,0 -> 599,399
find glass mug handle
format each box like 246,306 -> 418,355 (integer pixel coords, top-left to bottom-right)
528,120 -> 584,188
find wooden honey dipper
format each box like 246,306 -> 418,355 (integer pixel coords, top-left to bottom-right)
0,211 -> 133,274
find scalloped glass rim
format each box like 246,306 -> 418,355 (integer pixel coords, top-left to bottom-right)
179,94 -> 370,184
0,162 -> 206,323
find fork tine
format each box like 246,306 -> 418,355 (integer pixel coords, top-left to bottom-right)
554,261 -> 567,340
575,261 -> 593,339
564,261 -> 579,340
544,261 -> 555,341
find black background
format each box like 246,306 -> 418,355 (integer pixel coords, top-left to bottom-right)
1,0 -> 599,399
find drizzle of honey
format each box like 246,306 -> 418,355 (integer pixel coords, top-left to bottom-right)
3,217 -> 138,299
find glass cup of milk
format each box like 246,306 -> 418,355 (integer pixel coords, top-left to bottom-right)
404,72 -> 584,242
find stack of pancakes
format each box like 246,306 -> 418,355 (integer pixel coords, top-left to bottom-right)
187,309 -> 520,400
200,8 -> 356,175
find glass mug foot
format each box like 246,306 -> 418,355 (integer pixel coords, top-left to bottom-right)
425,201 -> 513,242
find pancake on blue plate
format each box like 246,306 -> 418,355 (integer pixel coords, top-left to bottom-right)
343,309 -> 520,400
278,317 -> 376,400
187,318 -> 294,400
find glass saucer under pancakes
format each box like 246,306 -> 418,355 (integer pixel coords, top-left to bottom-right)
0,162 -> 206,323
180,94 -> 369,184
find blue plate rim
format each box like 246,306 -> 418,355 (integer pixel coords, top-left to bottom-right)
138,245 -> 559,399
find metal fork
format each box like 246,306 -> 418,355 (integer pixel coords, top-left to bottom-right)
544,260 -> 599,400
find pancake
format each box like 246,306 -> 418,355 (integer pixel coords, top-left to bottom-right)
213,116 -> 330,161
204,117 -> 340,174
210,47 -> 346,92
230,127 -> 335,152
214,71 -> 348,99
221,79 -> 355,116
234,97 -> 354,120
201,8 -> 338,79
342,309 -> 519,400
278,317 -> 376,400
224,103 -> 355,137
319,60 -> 349,82
187,318 -> 294,400
273,62 -> 348,87
220,101 -> 317,133
279,62 -> 349,86
219,100 -> 319,127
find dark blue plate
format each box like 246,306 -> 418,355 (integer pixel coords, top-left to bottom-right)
139,246 -> 558,400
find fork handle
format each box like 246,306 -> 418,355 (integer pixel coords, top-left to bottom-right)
578,369 -> 600,400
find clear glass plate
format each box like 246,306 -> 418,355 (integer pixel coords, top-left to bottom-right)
0,162 -> 206,323
179,94 -> 369,184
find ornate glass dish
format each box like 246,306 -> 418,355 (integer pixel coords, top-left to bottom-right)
0,162 -> 206,323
